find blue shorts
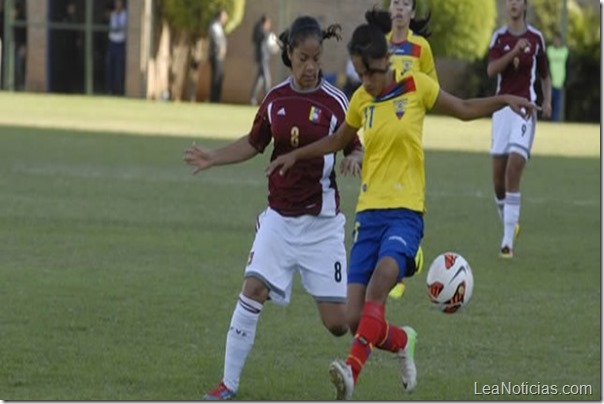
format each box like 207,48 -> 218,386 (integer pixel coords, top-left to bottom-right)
348,208 -> 423,285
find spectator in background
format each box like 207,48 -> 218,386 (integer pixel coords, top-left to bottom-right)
13,1 -> 27,91
0,2 -> 5,88
249,15 -> 278,105
57,1 -> 83,93
546,32 -> 569,122
342,58 -> 361,99
208,8 -> 228,103
106,0 -> 127,95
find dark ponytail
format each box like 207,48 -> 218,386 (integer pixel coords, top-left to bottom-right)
278,16 -> 342,68
347,8 -> 390,70
410,10 -> 431,38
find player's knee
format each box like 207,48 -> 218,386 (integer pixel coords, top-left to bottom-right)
326,322 -> 348,337
241,277 -> 269,302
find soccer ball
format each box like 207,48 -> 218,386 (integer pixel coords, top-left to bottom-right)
426,252 -> 474,313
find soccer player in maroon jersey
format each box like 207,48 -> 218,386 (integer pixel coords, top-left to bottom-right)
184,16 -> 363,400
487,0 -> 551,258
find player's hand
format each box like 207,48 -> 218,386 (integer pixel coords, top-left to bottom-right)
340,151 -> 362,177
183,141 -> 215,175
513,38 -> 530,55
265,153 -> 296,177
506,95 -> 539,120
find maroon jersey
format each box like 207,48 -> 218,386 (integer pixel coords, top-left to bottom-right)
488,25 -> 549,102
248,77 -> 362,217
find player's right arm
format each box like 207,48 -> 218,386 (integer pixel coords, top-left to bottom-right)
183,135 -> 259,175
487,37 -> 529,77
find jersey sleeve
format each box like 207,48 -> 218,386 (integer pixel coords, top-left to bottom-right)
488,32 -> 502,63
248,100 -> 272,153
536,34 -> 550,79
420,38 -> 439,82
415,71 -> 440,110
344,89 -> 364,130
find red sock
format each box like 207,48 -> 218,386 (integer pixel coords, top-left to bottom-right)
375,323 -> 408,353
346,302 -> 387,384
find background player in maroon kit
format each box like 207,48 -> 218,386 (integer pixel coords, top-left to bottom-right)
184,16 -> 363,400
487,0 -> 551,258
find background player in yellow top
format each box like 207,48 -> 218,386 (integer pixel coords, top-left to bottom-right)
387,0 -> 437,82
266,9 -> 536,400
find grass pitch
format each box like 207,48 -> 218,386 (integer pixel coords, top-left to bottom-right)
0,94 -> 600,400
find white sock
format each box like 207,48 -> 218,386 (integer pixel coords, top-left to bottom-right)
494,195 -> 505,222
502,192 -> 521,249
222,294 -> 263,392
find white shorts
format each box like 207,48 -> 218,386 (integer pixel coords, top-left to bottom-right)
244,208 -> 347,306
490,106 -> 536,160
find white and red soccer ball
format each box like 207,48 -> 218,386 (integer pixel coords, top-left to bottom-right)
426,252 -> 474,314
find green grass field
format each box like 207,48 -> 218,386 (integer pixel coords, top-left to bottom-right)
0,94 -> 600,400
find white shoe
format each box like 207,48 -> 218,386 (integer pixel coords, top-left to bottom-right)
329,359 -> 354,400
398,326 -> 417,393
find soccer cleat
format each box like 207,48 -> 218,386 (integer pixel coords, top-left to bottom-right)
202,381 -> 236,400
329,359 -> 354,400
499,246 -> 514,259
389,282 -> 406,299
398,326 -> 417,393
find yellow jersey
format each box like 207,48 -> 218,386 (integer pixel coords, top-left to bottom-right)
387,30 -> 438,82
346,71 -> 439,213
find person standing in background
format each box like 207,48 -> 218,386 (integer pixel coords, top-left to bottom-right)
249,15 -> 276,105
387,0 -> 437,82
13,1 -> 27,91
208,8 -> 229,103
546,32 -> 569,122
106,0 -> 127,95
486,0 -> 551,258
57,1 -> 83,93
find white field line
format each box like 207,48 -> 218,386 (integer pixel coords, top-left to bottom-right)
11,163 -> 599,207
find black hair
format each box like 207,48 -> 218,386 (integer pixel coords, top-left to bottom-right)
347,9 -> 391,70
410,10 -> 432,38
278,16 -> 342,68
523,0 -> 528,21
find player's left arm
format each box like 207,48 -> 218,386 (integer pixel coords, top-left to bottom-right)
433,90 -> 537,121
540,75 -> 552,119
537,36 -> 552,118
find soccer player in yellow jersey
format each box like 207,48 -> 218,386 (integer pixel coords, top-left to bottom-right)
387,0 -> 436,299
387,0 -> 437,82
266,9 -> 536,401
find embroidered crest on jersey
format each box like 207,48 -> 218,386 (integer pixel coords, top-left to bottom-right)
309,106 -> 322,123
393,99 -> 408,120
401,60 -> 413,75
